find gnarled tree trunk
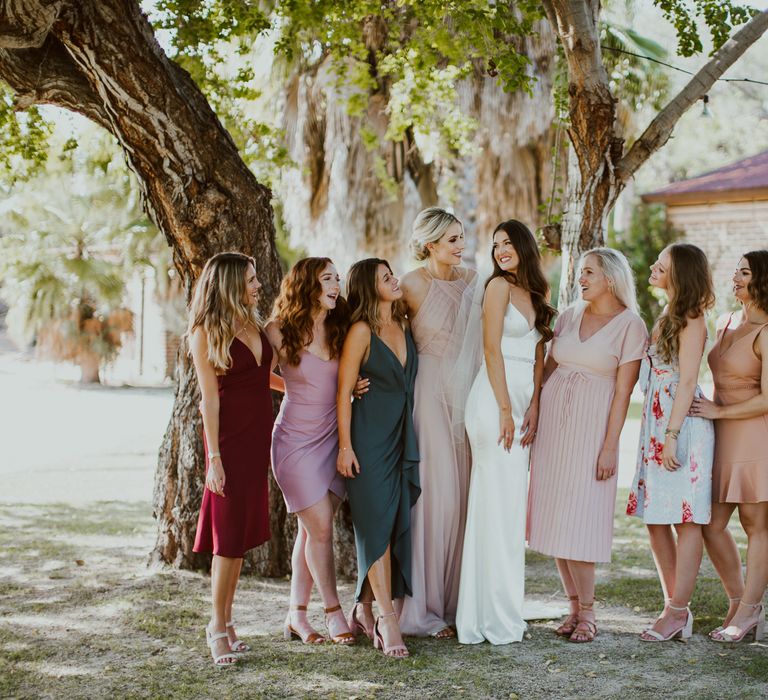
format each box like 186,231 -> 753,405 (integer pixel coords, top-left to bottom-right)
0,0 -> 288,574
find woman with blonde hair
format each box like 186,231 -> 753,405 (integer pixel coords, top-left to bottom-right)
266,257 -> 356,646
189,252 -> 279,667
528,247 -> 647,643
627,243 -> 715,642
398,207 -> 476,639
337,258 -> 420,658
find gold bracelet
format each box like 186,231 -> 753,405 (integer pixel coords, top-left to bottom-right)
664,428 -> 680,439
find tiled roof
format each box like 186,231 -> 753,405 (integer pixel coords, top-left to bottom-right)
642,149 -> 768,203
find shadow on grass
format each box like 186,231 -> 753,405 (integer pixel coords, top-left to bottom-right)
1,499 -> 766,699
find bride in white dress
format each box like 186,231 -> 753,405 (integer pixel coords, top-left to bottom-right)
455,220 -> 555,645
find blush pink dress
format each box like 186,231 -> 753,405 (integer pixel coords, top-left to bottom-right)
527,305 -> 647,563
271,351 -> 345,513
399,276 -> 470,636
708,316 -> 768,503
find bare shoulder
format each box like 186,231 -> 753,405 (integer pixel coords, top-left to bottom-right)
400,268 -> 429,294
265,319 -> 283,347
682,313 -> 708,340
346,321 -> 372,342
485,275 -> 509,296
189,327 -> 207,353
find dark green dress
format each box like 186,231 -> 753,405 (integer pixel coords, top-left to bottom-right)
347,328 -> 421,600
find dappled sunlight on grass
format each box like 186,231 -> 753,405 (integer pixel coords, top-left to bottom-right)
1,499 -> 766,699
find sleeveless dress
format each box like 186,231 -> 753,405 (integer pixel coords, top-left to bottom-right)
400,276 -> 470,636
456,302 -> 541,645
194,334 -> 273,558
347,330 -> 421,601
708,316 -> 768,503
528,305 -> 647,562
271,351 -> 346,513
627,344 -> 714,524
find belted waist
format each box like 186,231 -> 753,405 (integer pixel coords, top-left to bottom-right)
503,354 -> 535,364
556,365 -> 615,381
715,382 -> 760,391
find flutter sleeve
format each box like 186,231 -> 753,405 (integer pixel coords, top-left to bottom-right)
619,314 -> 649,366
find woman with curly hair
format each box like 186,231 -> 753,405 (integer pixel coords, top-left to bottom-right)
627,243 -> 715,642
527,247 -> 647,644
691,250 -> 768,643
266,257 -> 357,646
190,252 -> 279,667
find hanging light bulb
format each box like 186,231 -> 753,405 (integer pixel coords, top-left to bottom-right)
700,94 -> 712,118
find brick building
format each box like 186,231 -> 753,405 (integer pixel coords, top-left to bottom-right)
642,150 -> 768,306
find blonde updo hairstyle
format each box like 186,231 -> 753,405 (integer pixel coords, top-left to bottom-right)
187,252 -> 262,373
410,207 -> 463,261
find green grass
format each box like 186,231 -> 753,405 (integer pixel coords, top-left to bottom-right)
1,498 -> 766,700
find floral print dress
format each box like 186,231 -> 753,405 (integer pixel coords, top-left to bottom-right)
627,344 -> 714,524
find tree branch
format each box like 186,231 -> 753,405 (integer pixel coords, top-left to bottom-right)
0,0 -> 63,49
617,10 -> 768,183
0,33 -> 110,128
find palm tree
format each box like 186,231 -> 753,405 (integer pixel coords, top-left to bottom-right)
0,161 -> 150,382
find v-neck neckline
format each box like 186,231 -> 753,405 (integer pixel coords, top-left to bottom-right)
577,306 -> 626,344
507,300 -> 535,332
374,331 -> 408,369
718,313 -> 767,358
233,334 -> 264,368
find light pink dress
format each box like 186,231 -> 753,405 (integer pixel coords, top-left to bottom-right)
527,305 -> 647,563
399,276 -> 469,636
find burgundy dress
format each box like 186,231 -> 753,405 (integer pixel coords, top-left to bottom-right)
193,334 -> 273,557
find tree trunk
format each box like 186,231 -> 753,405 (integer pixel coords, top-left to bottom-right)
0,0 -> 289,574
78,353 -> 101,384
557,143 -> 621,305
541,1 -> 768,307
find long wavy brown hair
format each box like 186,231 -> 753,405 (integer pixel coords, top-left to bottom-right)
187,252 -> 262,373
485,220 -> 556,342
346,258 -> 407,334
655,243 -> 714,363
271,257 -> 350,366
744,250 -> 768,314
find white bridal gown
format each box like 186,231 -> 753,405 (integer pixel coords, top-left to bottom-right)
456,302 -> 540,645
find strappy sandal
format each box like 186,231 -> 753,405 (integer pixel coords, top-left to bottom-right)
431,625 -> 456,640
373,611 -> 409,658
711,601 -> 765,643
225,620 -> 249,652
708,596 -> 741,639
640,604 -> 692,642
324,604 -> 356,645
568,601 -> 598,643
206,626 -> 238,667
555,595 -> 580,637
347,601 -> 374,640
283,605 -> 326,644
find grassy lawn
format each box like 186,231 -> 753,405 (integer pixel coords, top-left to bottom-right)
0,494 -> 765,699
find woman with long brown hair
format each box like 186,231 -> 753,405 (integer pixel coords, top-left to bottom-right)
528,247 -> 647,643
692,249 -> 768,643
627,243 -> 715,642
336,258 -> 420,658
189,252 -> 279,667
456,220 -> 557,645
266,257 -> 356,646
